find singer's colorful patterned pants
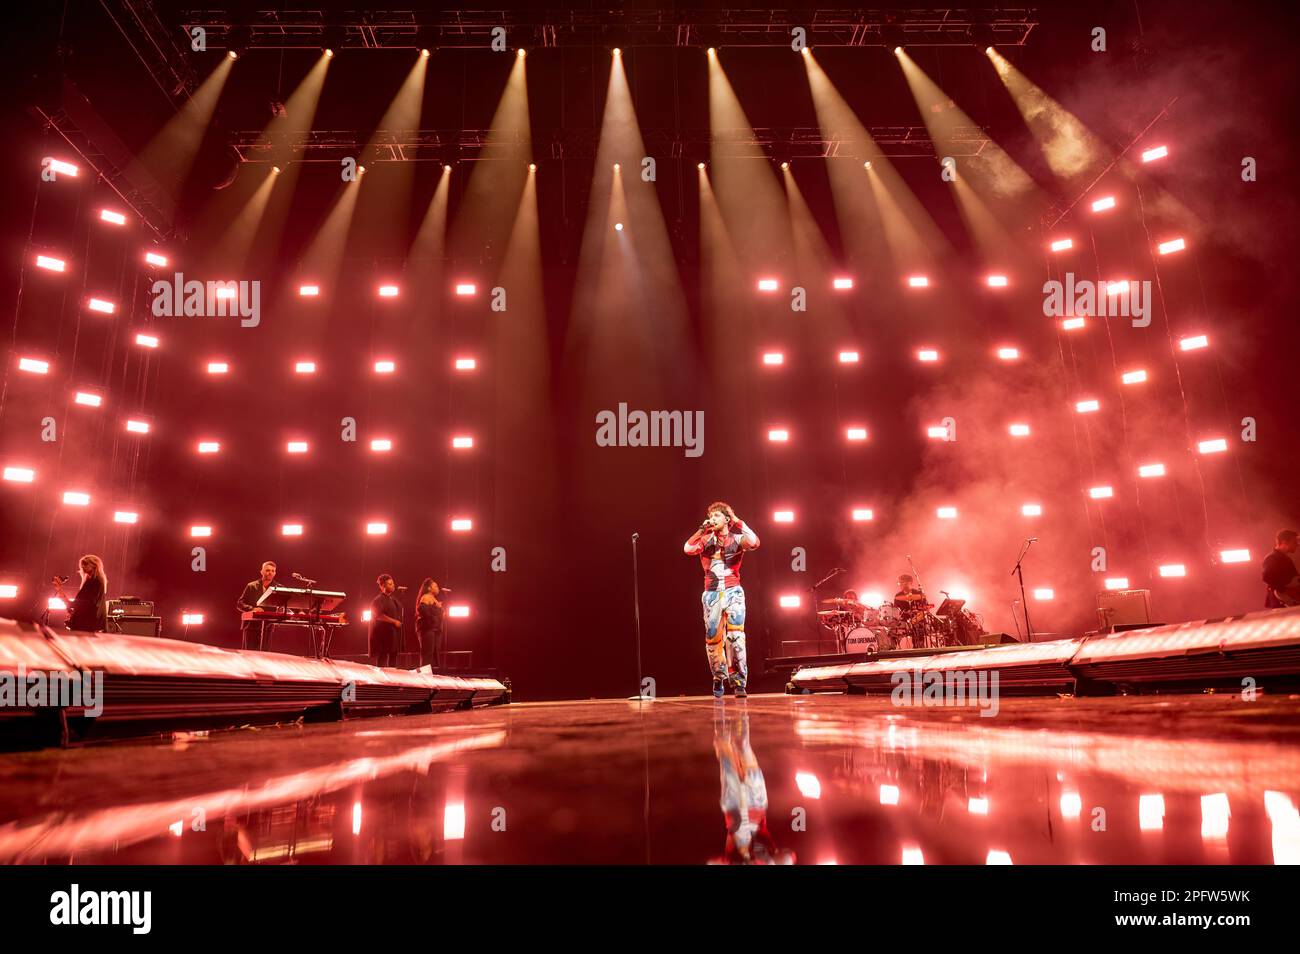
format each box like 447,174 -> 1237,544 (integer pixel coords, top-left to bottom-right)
702,585 -> 748,687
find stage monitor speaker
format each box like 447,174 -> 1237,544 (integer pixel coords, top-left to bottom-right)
106,615 -> 162,638
1097,589 -> 1152,632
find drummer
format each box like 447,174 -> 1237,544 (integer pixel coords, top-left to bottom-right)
893,574 -> 928,614
841,589 -> 867,621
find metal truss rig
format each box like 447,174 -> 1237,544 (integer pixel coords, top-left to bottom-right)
180,8 -> 1037,50
232,125 -> 989,163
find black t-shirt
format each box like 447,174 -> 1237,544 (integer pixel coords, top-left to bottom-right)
67,576 -> 105,632
1262,551 -> 1299,607
893,587 -> 925,611
370,593 -> 404,640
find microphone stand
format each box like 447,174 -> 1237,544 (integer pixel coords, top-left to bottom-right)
628,532 -> 649,701
810,567 -> 845,649
1010,539 -> 1035,642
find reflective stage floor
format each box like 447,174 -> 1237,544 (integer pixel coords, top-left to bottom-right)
1,692 -> 1298,864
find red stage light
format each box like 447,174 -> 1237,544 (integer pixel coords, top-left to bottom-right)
35,254 -> 66,272
778,594 -> 802,609
113,511 -> 139,524
1157,237 -> 1186,255
832,277 -> 854,290
917,349 -> 939,362
100,209 -> 127,226
1062,317 -> 1086,331
987,274 -> 1009,288
182,613 -> 204,626
997,347 -> 1020,360
1075,399 -> 1100,413
1022,503 -> 1042,516
1197,438 -> 1228,454
125,419 -> 150,434
373,360 -> 395,374
1179,334 -> 1208,351
206,361 -> 229,374
1008,423 -> 1031,437
0,585 -> 18,599
454,357 -> 477,371
1105,280 -> 1131,296
1088,485 -> 1113,499
756,278 -> 779,292
936,506 -> 958,519
144,251 -> 168,267
451,435 -> 474,449
190,526 -> 212,538
214,287 -> 236,301
295,361 -> 317,374
926,425 -> 949,439
1121,369 -> 1147,384
448,604 -> 470,618
846,427 -> 868,441
767,428 -> 789,442
1090,196 -> 1116,213
838,350 -> 860,364
1220,548 -> 1251,564
197,441 -> 220,454
281,523 -> 304,537
18,357 -> 49,374
299,284 -> 320,297
1049,238 -> 1073,252
286,441 -> 308,454
135,333 -> 159,348
3,467 -> 35,483
1138,463 -> 1166,478
851,508 -> 874,521
1158,563 -> 1186,578
1033,588 -> 1055,601
74,391 -> 102,407
46,159 -> 78,177
62,491 -> 90,506
377,284 -> 399,298
762,352 -> 784,366
773,510 -> 795,523
87,298 -> 115,315
1141,145 -> 1168,162
450,518 -> 473,532
366,522 -> 389,535
48,597 -> 67,611
454,283 -> 477,296
1104,578 -> 1129,590
907,275 -> 929,288
370,438 -> 392,452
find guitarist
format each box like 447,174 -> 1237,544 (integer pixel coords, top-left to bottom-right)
1263,529 -> 1300,608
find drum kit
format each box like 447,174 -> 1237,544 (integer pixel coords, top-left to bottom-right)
817,595 -> 986,654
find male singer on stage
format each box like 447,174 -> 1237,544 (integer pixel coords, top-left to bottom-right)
236,561 -> 277,650
369,574 -> 404,669
684,502 -> 760,699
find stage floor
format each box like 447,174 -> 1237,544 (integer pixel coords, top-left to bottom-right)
1,692 -> 1298,864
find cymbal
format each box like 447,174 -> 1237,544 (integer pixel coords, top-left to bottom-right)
820,598 -> 863,607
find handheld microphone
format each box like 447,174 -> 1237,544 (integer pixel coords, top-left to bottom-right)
438,587 -> 452,592
1027,537 -> 1038,543
632,532 -> 639,541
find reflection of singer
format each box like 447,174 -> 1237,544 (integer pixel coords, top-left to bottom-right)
236,561 -> 277,650
51,554 -> 107,632
684,502 -> 760,699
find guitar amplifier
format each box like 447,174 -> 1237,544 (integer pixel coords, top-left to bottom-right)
1097,589 -> 1152,632
107,598 -> 155,618
106,615 -> 162,637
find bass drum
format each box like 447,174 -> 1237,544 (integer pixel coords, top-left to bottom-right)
843,626 -> 879,655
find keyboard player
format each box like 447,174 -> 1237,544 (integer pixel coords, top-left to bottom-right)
236,560 -> 278,650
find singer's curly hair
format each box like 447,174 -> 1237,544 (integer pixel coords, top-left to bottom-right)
706,501 -> 734,519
